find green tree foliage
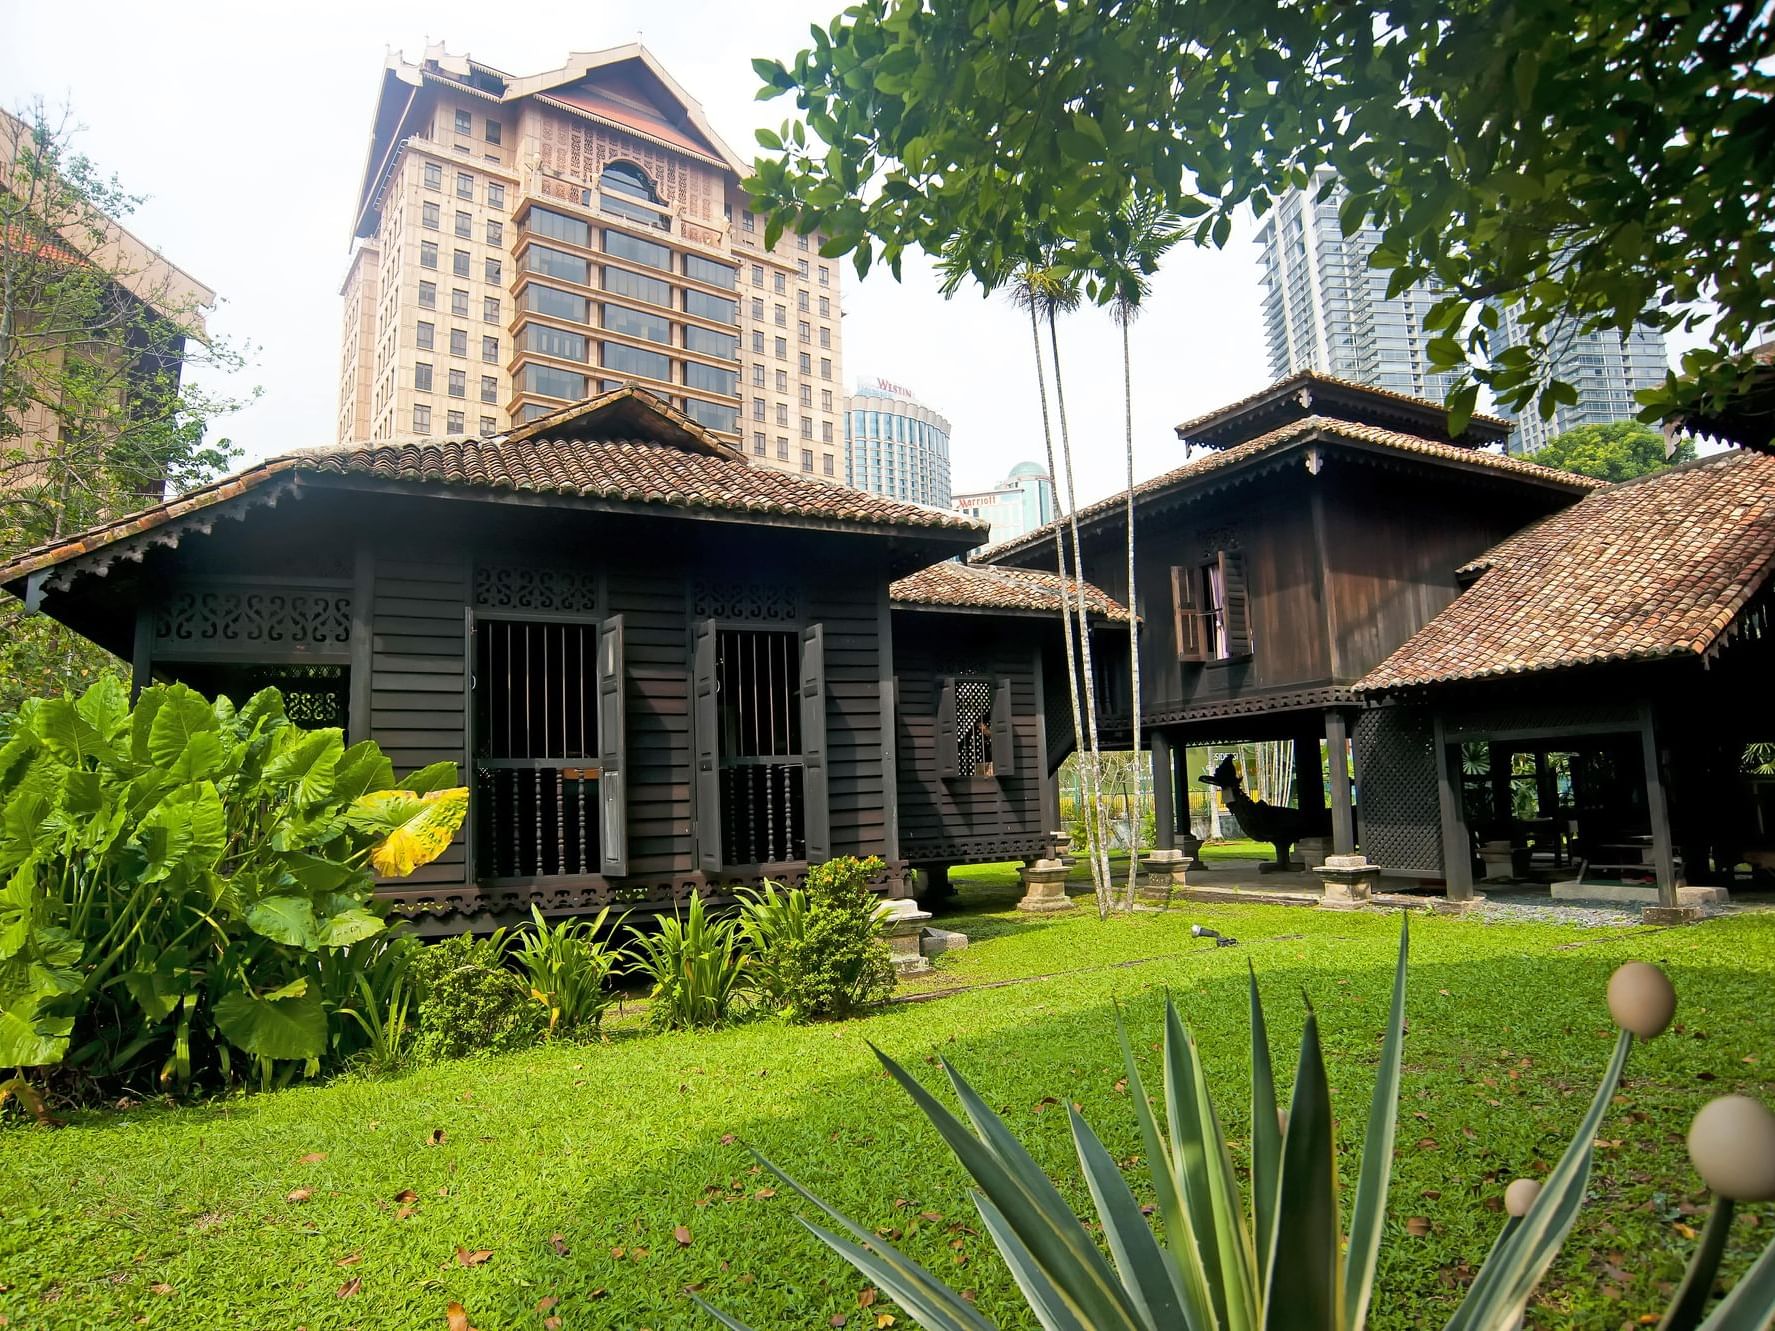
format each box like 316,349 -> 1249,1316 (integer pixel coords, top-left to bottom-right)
748,2 -> 1773,431
406,933 -> 548,1063
1,102 -> 253,713
1533,420 -> 1696,483
0,679 -> 468,1099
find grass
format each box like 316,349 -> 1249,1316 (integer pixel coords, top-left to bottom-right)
4,879 -> 1774,1331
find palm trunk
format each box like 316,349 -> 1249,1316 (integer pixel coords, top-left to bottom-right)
1025,294 -> 1090,898
1120,312 -> 1143,911
1047,308 -> 1113,916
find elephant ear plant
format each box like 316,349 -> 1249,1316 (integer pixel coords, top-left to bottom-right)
0,678 -> 470,1114
702,919 -> 1775,1331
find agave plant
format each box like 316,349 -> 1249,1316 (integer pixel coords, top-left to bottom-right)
702,919 -> 1775,1330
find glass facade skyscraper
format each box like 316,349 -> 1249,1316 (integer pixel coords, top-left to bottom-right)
843,378 -> 953,507
1488,305 -> 1670,455
1255,170 -> 1458,403
952,461 -> 1055,547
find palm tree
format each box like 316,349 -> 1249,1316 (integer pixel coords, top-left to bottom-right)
1099,197 -> 1184,909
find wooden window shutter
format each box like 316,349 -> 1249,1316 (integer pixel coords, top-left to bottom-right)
693,618 -> 722,871
1172,565 -> 1205,661
937,675 -> 959,779
1220,549 -> 1253,657
800,623 -> 830,863
990,678 -> 1016,778
597,614 -> 627,876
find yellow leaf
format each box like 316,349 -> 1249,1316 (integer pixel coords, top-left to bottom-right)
353,787 -> 470,877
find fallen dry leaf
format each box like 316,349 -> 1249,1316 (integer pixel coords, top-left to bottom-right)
536,1296 -> 558,1312
675,1225 -> 693,1247
455,1247 -> 493,1267
858,1288 -> 878,1308
298,1152 -> 328,1165
149,1283 -> 173,1296
755,1187 -> 777,1200
544,1319 -> 561,1331
337,1276 -> 362,1298
394,1189 -> 419,1204
1406,1216 -> 1432,1237
877,1316 -> 896,1329
336,1253 -> 362,1268
286,1188 -> 313,1204
720,1133 -> 737,1145
831,1317 -> 848,1328
428,1129 -> 447,1146
445,1301 -> 477,1331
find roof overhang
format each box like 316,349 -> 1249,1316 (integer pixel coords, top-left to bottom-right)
1175,372 -> 1513,450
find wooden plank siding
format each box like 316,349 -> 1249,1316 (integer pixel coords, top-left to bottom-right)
807,580 -> 891,861
892,612 -> 1050,864
368,548 -> 471,886
604,568 -> 693,879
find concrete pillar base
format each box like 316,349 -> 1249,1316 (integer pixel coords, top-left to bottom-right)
1477,840 -> 1515,882
1316,853 -> 1381,908
1178,833 -> 1205,871
1017,859 -> 1076,913
1642,904 -> 1703,925
1433,893 -> 1488,914
1137,849 -> 1186,904
1050,831 -> 1079,871
881,898 -> 934,974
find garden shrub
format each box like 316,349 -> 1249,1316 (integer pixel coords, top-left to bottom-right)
629,891 -> 748,1031
0,678 -> 469,1102
509,905 -> 625,1037
405,933 -> 546,1062
735,881 -> 812,1009
765,855 -> 894,1022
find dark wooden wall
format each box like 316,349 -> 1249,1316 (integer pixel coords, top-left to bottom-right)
810,580 -> 894,862
892,611 -> 1051,864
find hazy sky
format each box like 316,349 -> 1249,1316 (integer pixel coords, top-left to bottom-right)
0,1 -> 1683,507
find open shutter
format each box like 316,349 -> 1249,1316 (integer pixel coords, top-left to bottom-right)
936,676 -> 959,779
597,615 -> 627,876
990,678 -> 1016,778
1173,565 -> 1205,661
693,618 -> 722,871
800,623 -> 829,863
1220,550 -> 1253,657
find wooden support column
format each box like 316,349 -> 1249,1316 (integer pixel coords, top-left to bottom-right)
1325,708 -> 1355,857
1173,742 -> 1190,836
130,605 -> 154,703
1433,714 -> 1476,901
1639,703 -> 1678,907
348,542 -> 374,743
1150,731 -> 1175,852
1295,722 -> 1325,821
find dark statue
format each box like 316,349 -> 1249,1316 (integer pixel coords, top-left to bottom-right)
1200,753 -> 1332,871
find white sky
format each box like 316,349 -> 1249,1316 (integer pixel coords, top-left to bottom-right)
1,1 -> 1691,506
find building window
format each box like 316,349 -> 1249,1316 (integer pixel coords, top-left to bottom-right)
1172,552 -> 1250,662
800,448 -> 814,472
486,219 -> 503,245
798,320 -> 811,343
414,404 -> 432,433
420,241 -> 439,269
529,207 -> 590,247
603,228 -> 672,271
773,272 -> 786,294
453,249 -> 471,277
684,289 -> 738,324
525,323 -> 588,362
821,421 -> 834,443
423,201 -> 440,230
821,389 -> 833,411
482,335 -> 499,363
799,352 -> 812,374
751,297 -> 764,320
452,288 -> 470,316
454,109 -> 473,135
523,362 -> 588,400
481,375 -> 499,403
455,210 -> 472,238
750,330 -> 764,353
448,368 -> 466,398
685,362 -> 736,395
750,364 -> 764,387
684,326 -> 737,360
484,295 -> 500,322
485,119 -> 502,144
683,398 -> 738,432
820,357 -> 832,380
487,182 -> 505,209
822,453 -> 835,476
419,281 -> 437,308
415,362 -> 433,392
525,284 -> 589,322
799,384 -> 813,407
600,340 -> 672,382
818,265 -> 830,287
527,244 -> 590,285
602,264 -> 672,308
797,258 -> 810,278
753,431 -> 766,456
819,326 -> 831,348
752,397 -> 765,421
775,369 -> 788,392
774,304 -> 787,327
416,321 -> 435,351
424,162 -> 442,190
775,403 -> 789,426
456,171 -> 474,200
450,328 -> 468,357
751,264 -> 764,287
774,336 -> 787,360
818,296 -> 830,317
602,302 -> 671,345
798,290 -> 810,312
447,409 -> 465,435
485,256 -> 502,283
480,415 -> 498,435
742,209 -> 755,233
796,234 -> 810,252
684,253 -> 737,288
776,436 -> 788,460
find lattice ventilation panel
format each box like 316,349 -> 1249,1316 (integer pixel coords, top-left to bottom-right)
1354,707 -> 1443,875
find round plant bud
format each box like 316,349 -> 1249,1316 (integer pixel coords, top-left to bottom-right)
1607,962 -> 1676,1039
1504,1178 -> 1541,1218
1688,1096 -> 1775,1201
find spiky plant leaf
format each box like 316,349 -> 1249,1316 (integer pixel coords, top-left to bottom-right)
1694,1228 -> 1775,1329
1068,1104 -> 1191,1329
1344,914 -> 1410,1331
1249,964 -> 1281,1281
1263,1006 -> 1339,1331
1658,1198 -> 1736,1331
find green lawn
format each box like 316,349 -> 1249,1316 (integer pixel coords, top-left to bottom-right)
5,881 -> 1774,1331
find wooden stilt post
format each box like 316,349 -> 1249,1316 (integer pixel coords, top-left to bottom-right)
1325,708 -> 1355,858
1433,714 -> 1476,902
130,605 -> 154,704
1639,703 -> 1678,908
1150,731 -> 1175,852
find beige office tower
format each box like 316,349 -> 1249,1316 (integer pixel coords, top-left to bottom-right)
336,44 -> 846,481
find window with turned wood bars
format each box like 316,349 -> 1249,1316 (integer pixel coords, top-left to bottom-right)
1172,550 -> 1252,663
695,622 -> 829,869
472,616 -> 626,881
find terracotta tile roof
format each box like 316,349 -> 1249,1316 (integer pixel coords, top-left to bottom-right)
1174,370 -> 1513,447
979,415 -> 1599,563
1358,449 -> 1775,692
891,561 -> 1130,620
0,434 -> 984,587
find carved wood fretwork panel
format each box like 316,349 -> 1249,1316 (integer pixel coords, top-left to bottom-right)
472,565 -> 598,615
1354,707 -> 1443,874
690,578 -> 802,624
154,585 -> 352,659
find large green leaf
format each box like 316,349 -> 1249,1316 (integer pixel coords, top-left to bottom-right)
1069,1104 -> 1190,1329
1344,917 -> 1409,1331
147,685 -> 220,771
246,895 -> 320,949
75,676 -> 131,748
316,906 -> 384,949
123,962 -> 188,1024
212,979 -> 327,1061
333,741 -> 395,804
263,729 -> 343,808
168,730 -> 224,784
37,699 -> 110,766
400,760 -> 460,795
1263,1006 -> 1338,1331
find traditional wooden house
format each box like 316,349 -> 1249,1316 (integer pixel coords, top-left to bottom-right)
1356,448 -> 1775,911
976,373 -> 1600,867
0,386 -> 1123,927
